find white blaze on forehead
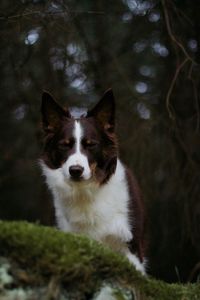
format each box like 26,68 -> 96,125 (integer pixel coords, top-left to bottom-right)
62,120 -> 91,180
74,120 -> 82,153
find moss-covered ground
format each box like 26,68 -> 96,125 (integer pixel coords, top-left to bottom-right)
0,221 -> 199,299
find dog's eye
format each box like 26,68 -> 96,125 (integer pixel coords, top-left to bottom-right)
83,139 -> 98,148
58,139 -> 74,150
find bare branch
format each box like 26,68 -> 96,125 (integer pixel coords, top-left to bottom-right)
161,0 -> 194,63
161,0 -> 198,120
0,9 -> 105,22
166,58 -> 189,120
188,62 -> 200,132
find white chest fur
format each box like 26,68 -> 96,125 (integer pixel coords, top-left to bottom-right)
41,159 -> 146,274
42,160 -> 132,243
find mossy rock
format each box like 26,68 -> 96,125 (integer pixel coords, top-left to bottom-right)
0,221 -> 199,299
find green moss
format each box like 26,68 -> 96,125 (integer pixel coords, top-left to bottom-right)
0,221 -> 199,299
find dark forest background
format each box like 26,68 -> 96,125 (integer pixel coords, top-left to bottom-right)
1,0 -> 200,283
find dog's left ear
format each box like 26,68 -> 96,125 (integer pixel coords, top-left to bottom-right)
88,88 -> 115,131
41,91 -> 68,132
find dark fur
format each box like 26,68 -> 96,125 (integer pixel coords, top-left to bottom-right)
125,168 -> 146,262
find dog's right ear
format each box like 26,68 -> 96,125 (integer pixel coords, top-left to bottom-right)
41,91 -> 68,132
87,89 -> 115,132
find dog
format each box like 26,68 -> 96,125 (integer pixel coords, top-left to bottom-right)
40,89 -> 146,274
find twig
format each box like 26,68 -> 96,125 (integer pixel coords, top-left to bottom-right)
161,0 -> 198,120
0,10 -> 105,21
170,0 -> 193,27
188,262 -> 200,282
166,58 -> 189,120
161,0 -> 195,63
188,62 -> 200,132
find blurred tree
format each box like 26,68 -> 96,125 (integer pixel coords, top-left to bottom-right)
0,0 -> 200,283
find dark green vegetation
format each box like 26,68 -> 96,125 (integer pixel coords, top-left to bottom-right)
0,221 -> 199,300
0,0 -> 200,283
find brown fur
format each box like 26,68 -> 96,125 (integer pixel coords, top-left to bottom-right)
125,168 -> 146,262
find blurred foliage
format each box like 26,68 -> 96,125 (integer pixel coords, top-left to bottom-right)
0,0 -> 200,283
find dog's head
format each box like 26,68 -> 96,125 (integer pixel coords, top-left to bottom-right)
41,89 -> 118,185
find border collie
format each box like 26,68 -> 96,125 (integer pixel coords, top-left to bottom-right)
40,89 -> 146,274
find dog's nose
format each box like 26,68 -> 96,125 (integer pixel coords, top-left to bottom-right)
69,165 -> 84,180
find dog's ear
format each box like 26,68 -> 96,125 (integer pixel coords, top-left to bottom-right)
88,89 -> 115,131
41,91 -> 68,132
